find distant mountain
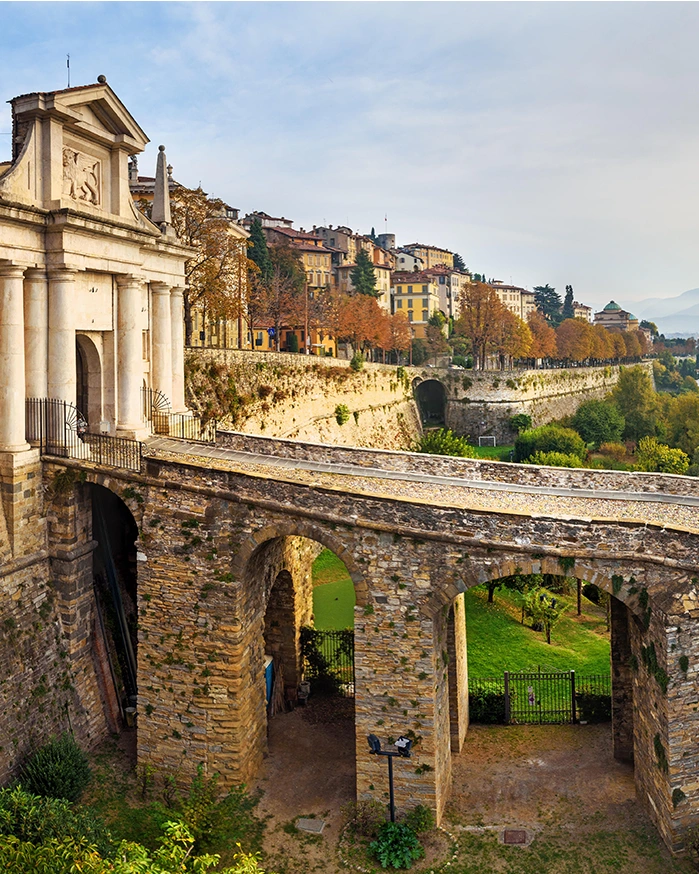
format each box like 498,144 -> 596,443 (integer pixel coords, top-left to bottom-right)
617,288 -> 699,336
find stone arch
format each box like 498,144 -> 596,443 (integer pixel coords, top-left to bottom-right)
76,333 -> 103,432
233,520 -> 367,607
414,378 -> 446,425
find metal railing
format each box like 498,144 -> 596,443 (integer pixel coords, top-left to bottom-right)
300,627 -> 355,697
141,387 -> 216,444
26,398 -> 142,472
469,670 -> 611,725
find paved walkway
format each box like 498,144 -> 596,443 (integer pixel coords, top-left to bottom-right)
144,437 -> 699,534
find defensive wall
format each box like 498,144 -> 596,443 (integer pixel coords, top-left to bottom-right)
186,348 -> 647,447
3,436 -> 697,853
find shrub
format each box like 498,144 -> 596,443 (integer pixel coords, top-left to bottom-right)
598,442 -> 627,461
508,414 -> 532,433
411,339 -> 428,366
287,333 -> 299,353
21,734 -> 91,802
369,821 -> 424,870
350,351 -> 364,372
635,436 -> 689,474
451,355 -> 469,368
342,799 -> 386,838
576,692 -> 612,723
522,450 -> 581,468
402,804 -> 434,835
514,424 -> 586,463
417,428 -> 475,458
469,690 -> 506,724
335,404 -> 350,426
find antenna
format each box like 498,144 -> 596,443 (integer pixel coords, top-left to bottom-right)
67,54 -> 70,88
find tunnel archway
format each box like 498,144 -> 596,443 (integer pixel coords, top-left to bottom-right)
414,379 -> 446,425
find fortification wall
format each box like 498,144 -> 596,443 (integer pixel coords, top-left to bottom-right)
185,348 -> 421,450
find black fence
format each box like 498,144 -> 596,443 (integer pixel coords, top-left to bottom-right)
469,670 -> 611,725
141,387 -> 216,444
26,398 -> 142,473
300,627 -> 355,698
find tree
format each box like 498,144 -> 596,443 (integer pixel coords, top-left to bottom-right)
665,393 -> 699,456
590,324 -> 613,361
635,436 -> 689,474
336,294 -> 382,353
524,588 -> 566,644
247,217 -> 272,285
610,365 -> 658,441
388,313 -> 412,361
555,318 -> 592,362
622,331 -> 642,359
641,319 -> 659,337
425,314 -> 449,363
453,282 -> 509,369
533,285 -> 562,326
527,310 -> 557,360
514,423 -> 586,462
572,400 -> 625,447
350,249 -> 378,297
261,244 -> 305,350
496,310 -> 532,367
562,285 -> 575,320
453,252 -> 467,272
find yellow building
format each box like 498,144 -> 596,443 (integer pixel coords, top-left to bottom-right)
400,243 -> 454,269
391,271 -> 441,339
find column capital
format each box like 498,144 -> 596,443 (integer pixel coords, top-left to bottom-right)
150,281 -> 171,295
47,267 -> 78,282
0,263 -> 27,279
24,267 -> 48,280
117,273 -> 145,289
170,285 -> 185,298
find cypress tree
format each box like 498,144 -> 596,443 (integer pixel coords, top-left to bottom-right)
350,249 -> 378,296
248,217 -> 272,284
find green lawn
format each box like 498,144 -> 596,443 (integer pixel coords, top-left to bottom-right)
311,548 -> 355,630
469,443 -> 514,461
466,585 -> 611,676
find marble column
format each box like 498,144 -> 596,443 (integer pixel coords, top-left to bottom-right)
0,264 -> 30,451
170,286 -> 186,412
24,268 -> 48,399
48,269 -> 77,404
150,282 -> 172,404
117,274 -> 145,432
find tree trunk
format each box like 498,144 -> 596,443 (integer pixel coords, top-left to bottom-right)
184,293 -> 193,347
577,578 -> 582,616
487,582 -> 496,603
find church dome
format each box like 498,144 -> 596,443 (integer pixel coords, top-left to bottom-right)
603,301 -> 622,311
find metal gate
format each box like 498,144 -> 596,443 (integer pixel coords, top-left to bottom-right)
300,627 -> 355,697
470,670 -> 611,725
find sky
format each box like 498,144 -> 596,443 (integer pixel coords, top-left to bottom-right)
1,1 -> 699,309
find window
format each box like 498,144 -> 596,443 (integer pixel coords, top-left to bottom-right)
407,299 -> 413,309
396,299 -> 403,308
408,311 -> 413,321
256,331 -> 263,347
423,297 -> 428,306
422,285 -> 428,293
408,285 -> 413,293
422,309 -> 429,321
439,276 -> 445,284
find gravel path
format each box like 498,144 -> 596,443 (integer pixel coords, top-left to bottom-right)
145,438 -> 699,534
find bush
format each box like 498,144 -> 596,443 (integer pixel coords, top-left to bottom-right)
286,333 -> 299,353
411,339 -> 428,366
350,351 -> 364,372
509,414 -> 532,433
451,355 -> 469,368
369,821 -> 424,870
469,690 -> 507,724
402,804 -> 434,835
342,799 -> 386,838
598,442 -> 627,461
522,450 -> 582,468
334,404 -> 350,426
417,428 -> 475,458
21,734 -> 91,802
576,692 -> 612,723
571,400 -> 625,447
514,424 -> 586,463
635,436 -> 689,474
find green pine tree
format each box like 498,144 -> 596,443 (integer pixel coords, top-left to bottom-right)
562,284 -> 575,320
350,249 -> 378,296
248,217 -> 272,284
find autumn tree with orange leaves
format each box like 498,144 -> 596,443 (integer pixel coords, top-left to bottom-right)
527,310 -> 557,360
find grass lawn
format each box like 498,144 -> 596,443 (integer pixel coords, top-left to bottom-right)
466,585 -> 610,676
468,443 -> 514,461
312,548 -> 355,630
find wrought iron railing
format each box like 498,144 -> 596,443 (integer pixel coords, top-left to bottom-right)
469,670 -> 611,725
141,387 -> 216,444
300,627 -> 355,698
25,398 -> 142,472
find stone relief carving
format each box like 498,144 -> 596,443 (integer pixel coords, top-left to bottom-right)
62,147 -> 101,205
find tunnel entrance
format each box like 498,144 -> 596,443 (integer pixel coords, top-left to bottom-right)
91,484 -> 139,731
415,379 -> 446,426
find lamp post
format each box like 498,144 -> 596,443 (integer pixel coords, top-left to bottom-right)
367,733 -> 412,822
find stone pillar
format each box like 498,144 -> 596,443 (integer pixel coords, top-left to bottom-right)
447,593 -> 469,752
117,275 -> 145,432
170,286 -> 186,412
610,597 -> 634,762
48,269 -> 77,404
0,264 -> 30,452
150,282 -> 173,404
24,269 -> 48,399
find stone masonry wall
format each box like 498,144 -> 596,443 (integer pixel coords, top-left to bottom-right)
186,348 -> 421,450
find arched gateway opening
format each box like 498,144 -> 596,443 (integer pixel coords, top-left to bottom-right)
414,379 -> 446,426
245,531 -> 361,815
90,484 -> 139,742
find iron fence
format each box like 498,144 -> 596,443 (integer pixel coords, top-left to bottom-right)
300,627 -> 355,697
26,398 -> 142,473
469,670 -> 611,725
141,387 -> 216,443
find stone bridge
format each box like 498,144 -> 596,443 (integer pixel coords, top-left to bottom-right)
39,432 -> 699,852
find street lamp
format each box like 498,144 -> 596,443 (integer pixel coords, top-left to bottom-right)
367,733 -> 412,822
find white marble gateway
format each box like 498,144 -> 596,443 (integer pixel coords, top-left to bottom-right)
0,76 -> 191,451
